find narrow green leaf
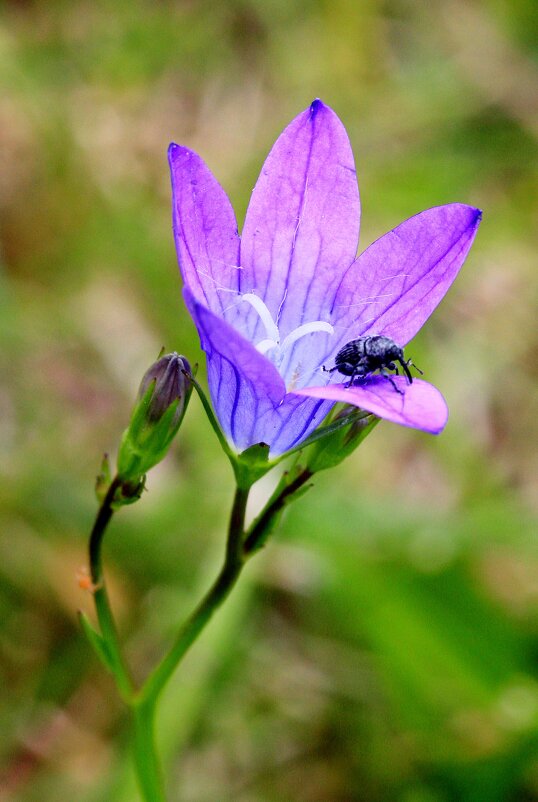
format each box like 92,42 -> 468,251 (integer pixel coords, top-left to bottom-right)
78,610 -> 115,673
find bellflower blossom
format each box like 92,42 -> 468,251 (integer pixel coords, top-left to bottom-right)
169,100 -> 481,457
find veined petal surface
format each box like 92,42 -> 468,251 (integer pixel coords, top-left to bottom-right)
295,377 -> 448,434
169,144 -> 241,320
240,100 -> 360,346
187,289 -> 334,454
328,204 -> 481,357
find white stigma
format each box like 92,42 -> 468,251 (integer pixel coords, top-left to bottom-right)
241,294 -> 280,345
280,321 -> 334,352
240,293 -> 334,368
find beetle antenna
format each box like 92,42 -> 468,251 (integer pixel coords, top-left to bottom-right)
399,359 -> 413,384
407,358 -> 423,376
322,364 -> 337,373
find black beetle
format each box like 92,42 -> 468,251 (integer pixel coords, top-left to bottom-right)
323,335 -> 422,394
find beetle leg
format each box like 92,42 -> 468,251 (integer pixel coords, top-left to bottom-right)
347,364 -> 369,388
342,364 -> 361,388
345,368 -> 356,388
381,368 -> 404,394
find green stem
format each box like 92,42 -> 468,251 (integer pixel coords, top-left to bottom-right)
137,484 -> 250,707
129,483 -> 250,800
243,468 -> 313,555
130,483 -> 252,800
88,467 -> 306,802
132,700 -> 167,802
89,476 -> 134,701
89,476 -> 167,800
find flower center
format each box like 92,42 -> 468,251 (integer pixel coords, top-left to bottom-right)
240,293 -> 334,369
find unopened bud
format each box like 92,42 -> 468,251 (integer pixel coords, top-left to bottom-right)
117,353 -> 192,482
138,353 -> 192,425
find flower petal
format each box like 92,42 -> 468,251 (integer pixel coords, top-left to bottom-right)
240,100 -> 360,341
185,289 -> 290,451
186,290 -> 333,454
261,394 -> 334,457
294,377 -> 448,434
169,144 -> 241,317
329,204 -> 481,356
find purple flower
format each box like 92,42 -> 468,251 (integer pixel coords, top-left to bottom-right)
169,100 -> 481,457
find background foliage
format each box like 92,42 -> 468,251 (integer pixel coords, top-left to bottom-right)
0,1 -> 537,799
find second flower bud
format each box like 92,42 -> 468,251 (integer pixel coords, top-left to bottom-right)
117,352 -> 192,484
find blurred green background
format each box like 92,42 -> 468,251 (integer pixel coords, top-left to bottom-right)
1,0 -> 537,800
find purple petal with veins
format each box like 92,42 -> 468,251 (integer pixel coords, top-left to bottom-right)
294,377 -> 448,434
328,204 -> 482,356
240,99 -> 360,343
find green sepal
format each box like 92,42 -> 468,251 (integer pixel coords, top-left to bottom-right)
95,453 -> 112,504
112,475 -> 146,508
117,397 -> 181,481
304,408 -> 379,473
283,409 -> 362,456
188,376 -> 275,487
128,379 -> 157,443
189,375 -> 235,462
234,443 -> 272,489
78,610 -> 115,673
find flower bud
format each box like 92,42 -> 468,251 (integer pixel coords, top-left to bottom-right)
117,353 -> 192,482
138,353 -> 192,424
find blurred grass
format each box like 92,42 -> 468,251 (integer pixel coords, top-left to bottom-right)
0,0 -> 537,799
